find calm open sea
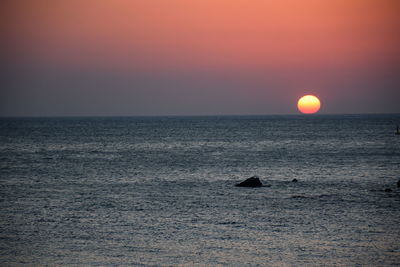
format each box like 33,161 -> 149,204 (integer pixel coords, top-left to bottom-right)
1,114 -> 399,266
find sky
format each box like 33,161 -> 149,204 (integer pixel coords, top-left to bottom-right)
1,0 -> 399,116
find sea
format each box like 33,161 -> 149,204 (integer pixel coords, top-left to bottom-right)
0,114 -> 399,266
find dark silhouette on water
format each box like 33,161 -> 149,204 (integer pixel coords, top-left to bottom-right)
292,178 -> 298,183
397,180 -> 400,188
235,176 -> 263,187
396,125 -> 400,135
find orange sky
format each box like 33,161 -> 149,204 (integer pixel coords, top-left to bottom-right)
4,0 -> 399,69
1,0 -> 400,115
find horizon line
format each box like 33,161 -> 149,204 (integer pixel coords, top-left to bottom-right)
1,112 -> 399,119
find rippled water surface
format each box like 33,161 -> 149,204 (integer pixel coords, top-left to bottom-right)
1,115 -> 400,266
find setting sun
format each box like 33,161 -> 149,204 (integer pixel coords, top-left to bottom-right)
297,95 -> 321,114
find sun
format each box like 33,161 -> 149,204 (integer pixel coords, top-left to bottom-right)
297,95 -> 321,114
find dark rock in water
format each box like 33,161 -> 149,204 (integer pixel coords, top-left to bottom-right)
235,176 -> 263,187
384,188 -> 392,192
397,180 -> 400,188
292,178 -> 298,183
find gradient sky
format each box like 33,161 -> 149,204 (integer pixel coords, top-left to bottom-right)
1,0 -> 399,116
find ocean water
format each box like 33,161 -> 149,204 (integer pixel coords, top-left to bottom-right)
0,114 -> 399,266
